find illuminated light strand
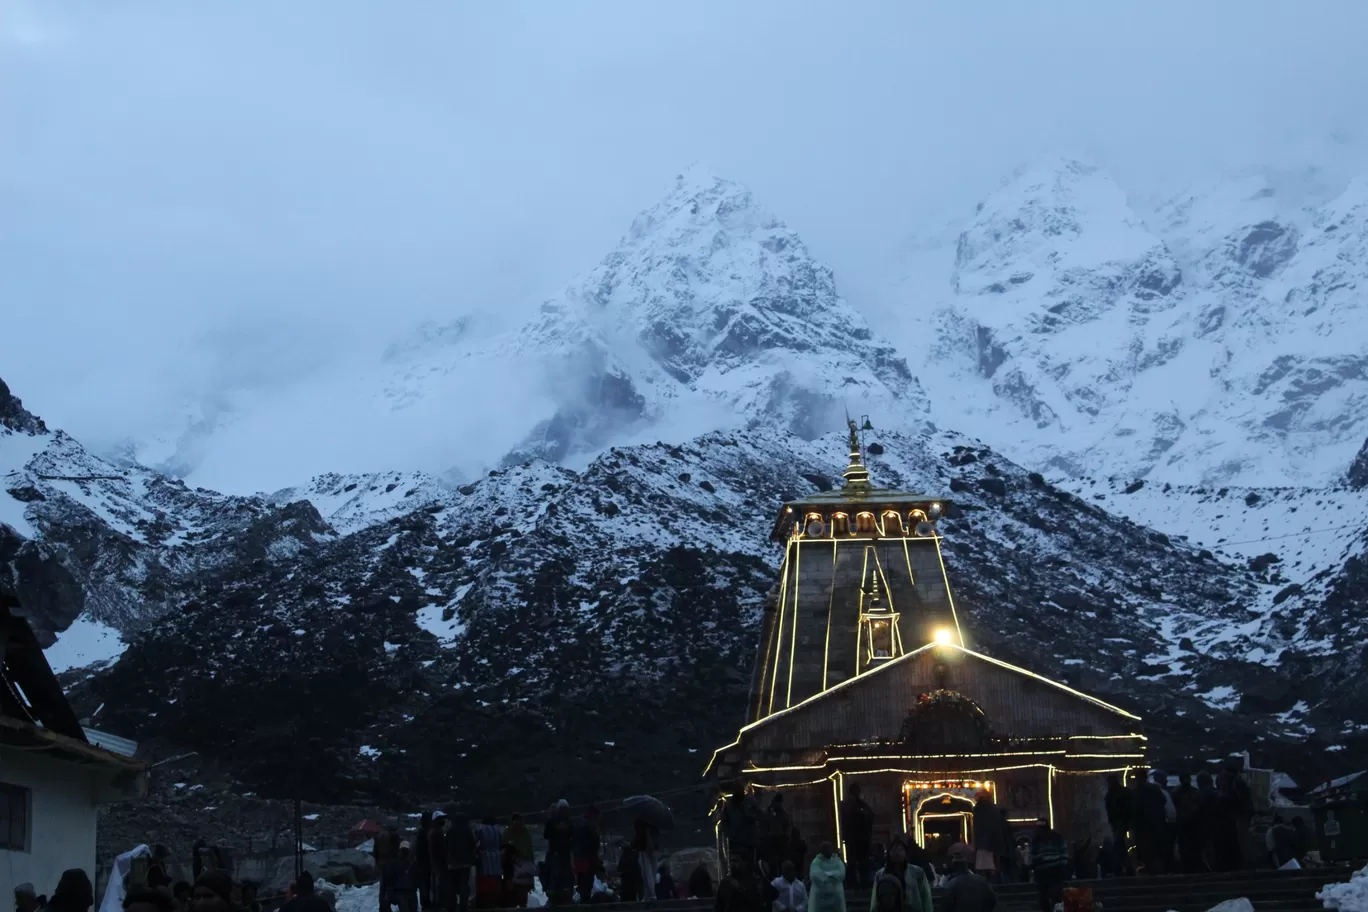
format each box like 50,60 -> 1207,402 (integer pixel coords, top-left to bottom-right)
767,541 -> 792,717
786,538 -> 802,707
843,764 -> 1062,776
931,534 -> 965,647
1047,766 -> 1056,829
952,645 -> 1142,721
821,538 -> 837,691
732,639 -> 1141,748
739,748 -> 1145,775
820,733 -> 1145,750
854,545 -> 870,675
832,773 -> 845,862
749,776 -> 832,789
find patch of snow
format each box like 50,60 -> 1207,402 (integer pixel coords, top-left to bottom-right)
1197,685 -> 1240,712
359,745 -> 380,759
1318,862 -> 1368,911
43,615 -> 127,673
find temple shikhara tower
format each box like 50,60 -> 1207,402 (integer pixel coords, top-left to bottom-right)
709,421 -> 1146,861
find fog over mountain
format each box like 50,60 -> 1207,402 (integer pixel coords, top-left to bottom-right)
4,0 -> 1368,493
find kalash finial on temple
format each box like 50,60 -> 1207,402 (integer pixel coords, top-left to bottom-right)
842,415 -> 871,488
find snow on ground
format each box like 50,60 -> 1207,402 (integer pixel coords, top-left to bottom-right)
43,614 -> 127,672
270,471 -> 451,536
1318,862 -> 1368,911
322,879 -> 545,912
1062,477 -> 1368,586
0,429 -> 50,537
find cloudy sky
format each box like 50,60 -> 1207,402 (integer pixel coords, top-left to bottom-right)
3,0 -> 1366,490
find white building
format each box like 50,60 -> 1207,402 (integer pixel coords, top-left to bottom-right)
2,594 -> 147,900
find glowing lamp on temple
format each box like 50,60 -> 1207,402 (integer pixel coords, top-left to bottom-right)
933,628 -> 954,646
859,576 -> 899,664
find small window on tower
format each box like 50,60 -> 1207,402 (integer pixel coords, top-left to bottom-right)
882,511 -> 904,536
855,512 -> 877,534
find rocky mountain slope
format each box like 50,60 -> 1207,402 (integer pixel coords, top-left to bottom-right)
910,159 -> 1368,488
6,371 -> 1367,809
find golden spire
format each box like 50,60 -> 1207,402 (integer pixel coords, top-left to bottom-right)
842,417 -> 871,487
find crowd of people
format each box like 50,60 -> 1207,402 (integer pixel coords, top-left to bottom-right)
716,764 -> 1313,912
718,785 -> 1005,912
12,865 -> 279,912
375,800 -> 713,911
1101,765 -> 1308,877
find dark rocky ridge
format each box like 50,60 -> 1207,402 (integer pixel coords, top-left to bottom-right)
1350,437 -> 1368,490
0,377 -> 47,434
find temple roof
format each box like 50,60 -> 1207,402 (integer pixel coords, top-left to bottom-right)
770,419 -> 949,541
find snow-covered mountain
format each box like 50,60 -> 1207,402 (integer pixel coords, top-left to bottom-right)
112,167 -> 928,492
911,159 -> 1368,488
6,368 -> 1368,807
7,161 -> 1368,811
393,164 -> 930,466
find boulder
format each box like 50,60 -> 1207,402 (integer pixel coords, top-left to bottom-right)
266,849 -> 376,893
665,846 -> 719,892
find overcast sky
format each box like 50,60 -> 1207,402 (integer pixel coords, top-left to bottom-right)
3,0 -> 1366,489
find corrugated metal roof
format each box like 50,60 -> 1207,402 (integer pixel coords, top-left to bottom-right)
82,727 -> 138,757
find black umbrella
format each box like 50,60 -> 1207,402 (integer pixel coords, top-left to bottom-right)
622,794 -> 675,830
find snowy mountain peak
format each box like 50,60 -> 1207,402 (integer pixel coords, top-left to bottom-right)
955,158 -> 1172,298
499,169 -> 929,462
624,164 -> 775,251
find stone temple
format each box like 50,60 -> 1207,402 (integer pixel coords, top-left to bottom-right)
709,421 -> 1146,862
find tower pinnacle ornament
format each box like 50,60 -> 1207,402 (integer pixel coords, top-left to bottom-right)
842,417 -> 871,488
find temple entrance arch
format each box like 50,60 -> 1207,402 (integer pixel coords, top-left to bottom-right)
904,779 -> 995,851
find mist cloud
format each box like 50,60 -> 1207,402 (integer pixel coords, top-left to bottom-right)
3,0 -> 1366,490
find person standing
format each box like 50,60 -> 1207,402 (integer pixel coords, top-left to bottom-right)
428,813 -> 448,912
1030,822 -> 1069,912
940,846 -> 997,912
971,790 -> 1008,881
387,842 -> 421,912
543,801 -> 576,906
416,813 -> 434,911
572,808 -> 602,904
376,825 -> 401,912
868,839 -> 932,912
632,816 -> 661,904
444,814 -> 477,912
723,786 -> 761,875
762,795 -> 793,878
807,843 -> 846,912
1212,769 -> 1243,871
1132,774 -> 1167,875
501,813 -> 535,908
840,784 -> 875,888
715,857 -> 765,912
1172,773 -> 1204,873
475,816 -> 503,908
770,862 -> 807,912
46,872 -> 93,912
1103,775 -> 1133,875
